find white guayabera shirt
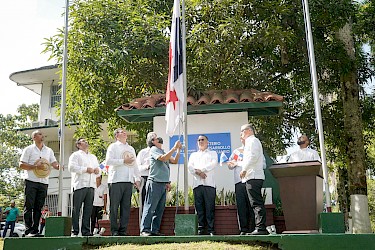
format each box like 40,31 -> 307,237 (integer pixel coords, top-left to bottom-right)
288,148 -> 321,163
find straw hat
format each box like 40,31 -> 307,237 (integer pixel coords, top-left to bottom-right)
122,151 -> 136,168
33,158 -> 51,178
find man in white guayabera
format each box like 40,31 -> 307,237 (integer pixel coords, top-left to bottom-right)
288,135 -> 321,162
106,128 -> 141,236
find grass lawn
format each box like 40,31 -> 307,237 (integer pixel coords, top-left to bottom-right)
0,239 -> 275,250
95,241 -> 275,250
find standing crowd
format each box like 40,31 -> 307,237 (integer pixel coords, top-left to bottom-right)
13,124 -> 319,237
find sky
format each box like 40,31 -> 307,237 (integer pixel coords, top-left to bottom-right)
0,0 -> 65,115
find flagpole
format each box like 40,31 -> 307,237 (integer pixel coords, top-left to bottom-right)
302,0 -> 331,212
57,0 -> 69,216
181,0 -> 189,211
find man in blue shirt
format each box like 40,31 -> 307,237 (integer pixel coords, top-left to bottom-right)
140,134 -> 182,236
2,200 -> 20,238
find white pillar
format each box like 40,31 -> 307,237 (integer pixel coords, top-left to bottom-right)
350,194 -> 372,233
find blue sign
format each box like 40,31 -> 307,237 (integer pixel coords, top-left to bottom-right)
169,133 -> 231,164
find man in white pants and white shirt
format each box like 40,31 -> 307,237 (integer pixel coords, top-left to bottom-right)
91,176 -> 108,234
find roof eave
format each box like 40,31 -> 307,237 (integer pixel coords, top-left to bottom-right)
117,101 -> 283,123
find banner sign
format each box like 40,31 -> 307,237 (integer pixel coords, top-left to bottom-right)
169,132 -> 231,164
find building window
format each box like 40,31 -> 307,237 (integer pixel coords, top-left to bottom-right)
50,85 -> 61,108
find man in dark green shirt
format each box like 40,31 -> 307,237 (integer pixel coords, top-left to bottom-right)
2,200 -> 20,238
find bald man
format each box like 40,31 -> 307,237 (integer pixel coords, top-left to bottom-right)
20,130 -> 59,237
288,135 -> 321,162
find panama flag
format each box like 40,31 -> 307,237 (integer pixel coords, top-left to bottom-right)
219,152 -> 229,166
165,0 -> 184,137
230,148 -> 244,162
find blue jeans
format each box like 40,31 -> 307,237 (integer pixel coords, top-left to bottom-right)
2,221 -> 15,238
140,180 -> 167,233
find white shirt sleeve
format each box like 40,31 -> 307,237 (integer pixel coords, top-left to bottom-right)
136,148 -> 150,172
240,138 -> 262,172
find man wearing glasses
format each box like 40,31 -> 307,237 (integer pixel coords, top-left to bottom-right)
236,124 -> 268,235
106,128 -> 141,236
68,138 -> 100,236
140,134 -> 182,236
188,135 -> 218,236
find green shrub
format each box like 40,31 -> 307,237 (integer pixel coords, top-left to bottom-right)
131,183 -> 237,207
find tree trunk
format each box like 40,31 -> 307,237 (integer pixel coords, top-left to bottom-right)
336,22 -> 371,233
337,166 -> 349,230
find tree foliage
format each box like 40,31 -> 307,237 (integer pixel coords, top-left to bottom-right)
0,104 -> 38,208
43,0 -> 171,150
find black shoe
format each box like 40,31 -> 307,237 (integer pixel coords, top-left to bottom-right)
248,229 -> 269,235
140,231 -> 152,236
112,232 -> 119,236
118,232 -> 127,236
82,233 -> 93,236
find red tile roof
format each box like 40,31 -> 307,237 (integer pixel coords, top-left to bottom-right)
116,89 -> 283,111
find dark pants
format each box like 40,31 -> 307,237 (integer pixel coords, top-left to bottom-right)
193,185 -> 216,234
2,221 -> 15,238
39,222 -> 45,234
140,176 -> 148,209
24,180 -> 48,235
72,187 -> 94,236
108,182 -> 132,235
235,182 -> 255,233
91,206 -> 103,233
246,179 -> 266,231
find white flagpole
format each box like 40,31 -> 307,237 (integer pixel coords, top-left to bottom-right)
181,0 -> 189,211
302,0 -> 331,212
57,0 -> 69,216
